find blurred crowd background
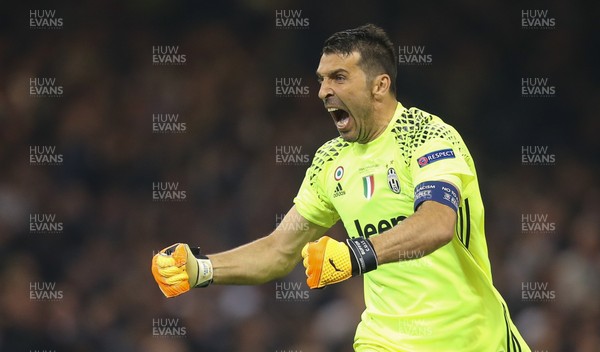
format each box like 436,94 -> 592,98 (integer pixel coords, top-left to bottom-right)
0,1 -> 598,351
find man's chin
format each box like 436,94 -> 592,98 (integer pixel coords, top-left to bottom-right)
338,130 -> 357,142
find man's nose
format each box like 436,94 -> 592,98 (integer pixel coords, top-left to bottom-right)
318,80 -> 333,100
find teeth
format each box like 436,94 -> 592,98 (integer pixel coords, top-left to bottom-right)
327,108 -> 339,112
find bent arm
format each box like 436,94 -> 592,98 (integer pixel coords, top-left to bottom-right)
369,200 -> 456,264
208,206 -> 328,285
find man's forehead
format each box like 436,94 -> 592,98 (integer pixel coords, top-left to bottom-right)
316,51 -> 362,74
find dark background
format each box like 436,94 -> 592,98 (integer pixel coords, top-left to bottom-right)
0,1 -> 598,351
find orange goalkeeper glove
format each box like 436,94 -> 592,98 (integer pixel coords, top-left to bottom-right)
151,243 -> 213,298
301,236 -> 378,289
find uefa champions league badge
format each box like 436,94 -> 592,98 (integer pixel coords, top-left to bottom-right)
387,168 -> 401,194
334,166 -> 344,181
417,156 -> 429,167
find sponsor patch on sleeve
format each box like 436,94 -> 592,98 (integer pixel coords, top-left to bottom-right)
417,148 -> 455,168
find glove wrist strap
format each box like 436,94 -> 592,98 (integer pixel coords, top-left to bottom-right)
346,238 -> 378,276
191,247 -> 213,288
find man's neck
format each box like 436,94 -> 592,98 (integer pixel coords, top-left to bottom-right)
361,99 -> 399,143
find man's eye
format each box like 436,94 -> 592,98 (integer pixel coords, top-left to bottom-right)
335,75 -> 346,82
317,77 -> 323,84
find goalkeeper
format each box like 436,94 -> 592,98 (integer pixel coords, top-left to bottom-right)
152,24 -> 530,351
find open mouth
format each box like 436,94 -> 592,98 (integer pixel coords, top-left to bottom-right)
327,107 -> 351,131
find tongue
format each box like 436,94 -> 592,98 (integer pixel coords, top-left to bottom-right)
336,112 -> 350,130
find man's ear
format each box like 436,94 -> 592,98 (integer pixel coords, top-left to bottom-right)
371,74 -> 391,97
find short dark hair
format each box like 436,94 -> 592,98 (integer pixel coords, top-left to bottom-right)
322,24 -> 397,94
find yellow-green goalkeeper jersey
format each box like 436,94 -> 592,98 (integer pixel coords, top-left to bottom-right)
294,102 -> 529,351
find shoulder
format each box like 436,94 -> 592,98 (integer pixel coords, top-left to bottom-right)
313,137 -> 350,165
306,137 -> 350,185
390,106 -> 465,162
390,106 -> 451,141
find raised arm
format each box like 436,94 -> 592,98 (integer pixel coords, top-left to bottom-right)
209,206 -> 328,285
301,183 -> 458,289
369,199 -> 455,264
151,206 -> 328,297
